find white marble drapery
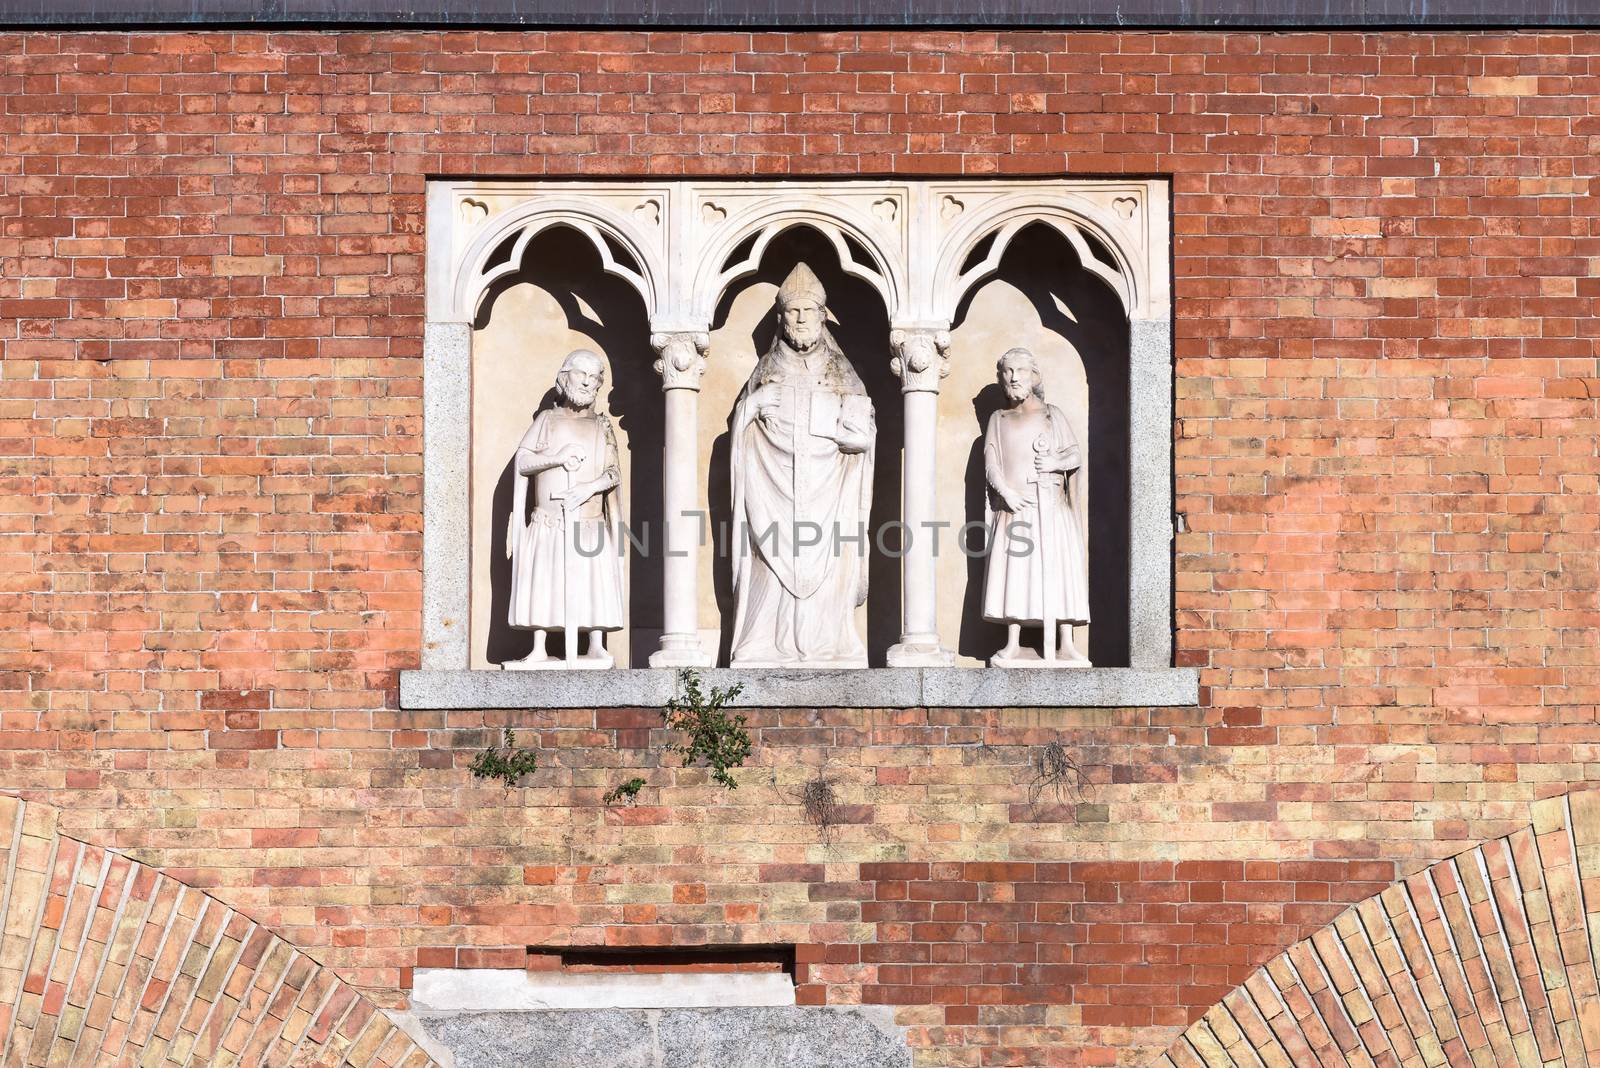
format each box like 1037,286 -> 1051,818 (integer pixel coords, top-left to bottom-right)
423,179 -> 1173,672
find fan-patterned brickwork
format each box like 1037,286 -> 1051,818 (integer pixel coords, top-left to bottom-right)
1156,789 -> 1600,1067
0,794 -> 436,1068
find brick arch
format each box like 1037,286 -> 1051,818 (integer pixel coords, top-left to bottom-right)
1155,789 -> 1600,1067
0,795 -> 437,1068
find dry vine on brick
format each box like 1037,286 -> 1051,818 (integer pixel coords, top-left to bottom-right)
798,771 -> 840,844
1027,740 -> 1084,808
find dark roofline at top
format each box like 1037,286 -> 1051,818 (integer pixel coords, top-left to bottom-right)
0,0 -> 1596,30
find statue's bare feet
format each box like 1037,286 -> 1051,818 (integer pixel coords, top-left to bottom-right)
1056,626 -> 1091,667
990,623 -> 1030,668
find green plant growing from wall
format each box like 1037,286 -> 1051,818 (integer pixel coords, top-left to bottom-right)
600,670 -> 749,802
469,727 -> 540,788
662,669 -> 749,789
603,777 -> 646,805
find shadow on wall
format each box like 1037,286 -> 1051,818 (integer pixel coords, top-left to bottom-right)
477,227 -> 663,667
954,223 -> 1132,667
708,226 -> 903,667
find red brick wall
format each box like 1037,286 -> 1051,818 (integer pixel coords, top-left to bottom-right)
1,28 -> 1597,1065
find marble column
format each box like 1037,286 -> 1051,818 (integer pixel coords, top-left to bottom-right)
649,330 -> 714,668
886,327 -> 956,667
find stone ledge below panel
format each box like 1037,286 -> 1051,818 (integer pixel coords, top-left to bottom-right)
399,667 -> 1199,709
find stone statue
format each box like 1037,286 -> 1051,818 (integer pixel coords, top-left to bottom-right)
503,349 -> 624,669
982,347 -> 1090,667
728,263 -> 875,667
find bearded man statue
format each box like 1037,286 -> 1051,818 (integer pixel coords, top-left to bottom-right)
728,262 -> 875,667
502,349 -> 625,669
982,346 -> 1090,667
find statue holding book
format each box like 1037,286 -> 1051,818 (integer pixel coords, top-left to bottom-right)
728,263 -> 875,667
982,346 -> 1090,668
502,349 -> 624,670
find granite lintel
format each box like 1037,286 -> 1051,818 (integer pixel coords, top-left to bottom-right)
399,667 -> 1199,709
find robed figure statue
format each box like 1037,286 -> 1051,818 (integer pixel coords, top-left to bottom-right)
729,263 -> 875,667
503,349 -> 625,670
982,347 -> 1091,667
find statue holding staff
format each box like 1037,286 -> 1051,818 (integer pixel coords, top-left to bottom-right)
503,349 -> 625,669
982,347 -> 1091,667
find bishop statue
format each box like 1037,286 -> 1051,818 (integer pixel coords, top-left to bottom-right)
729,263 -> 875,667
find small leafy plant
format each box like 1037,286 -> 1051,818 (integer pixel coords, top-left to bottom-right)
603,777 -> 646,805
661,669 -> 749,790
469,728 -> 540,788
600,671 -> 750,803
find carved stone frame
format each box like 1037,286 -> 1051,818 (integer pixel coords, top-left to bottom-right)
408,178 -> 1194,708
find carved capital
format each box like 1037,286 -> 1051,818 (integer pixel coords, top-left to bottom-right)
889,328 -> 951,394
651,331 -> 710,391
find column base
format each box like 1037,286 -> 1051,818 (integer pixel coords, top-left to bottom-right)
649,638 -> 714,669
886,641 -> 955,668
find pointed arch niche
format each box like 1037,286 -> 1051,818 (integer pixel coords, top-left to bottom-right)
943,223 -> 1131,667
407,179 -> 1195,709
468,225 -> 661,669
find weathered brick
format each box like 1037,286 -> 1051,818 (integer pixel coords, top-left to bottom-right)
0,26 -> 1596,1068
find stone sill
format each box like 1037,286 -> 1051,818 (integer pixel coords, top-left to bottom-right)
399,667 -> 1199,709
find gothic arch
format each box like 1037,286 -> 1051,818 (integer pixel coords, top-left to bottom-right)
934,195 -> 1145,321
450,199 -> 662,324
689,201 -> 906,326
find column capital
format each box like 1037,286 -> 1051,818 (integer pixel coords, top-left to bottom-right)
890,327 -> 951,394
651,331 -> 710,391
